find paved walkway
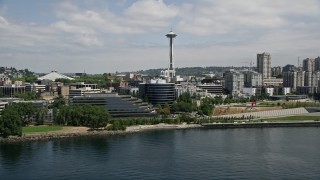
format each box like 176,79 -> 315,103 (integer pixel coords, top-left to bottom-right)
213,107 -> 309,119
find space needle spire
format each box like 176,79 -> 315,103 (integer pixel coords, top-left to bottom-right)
166,30 -> 177,79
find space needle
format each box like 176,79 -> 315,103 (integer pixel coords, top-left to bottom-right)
166,30 -> 177,80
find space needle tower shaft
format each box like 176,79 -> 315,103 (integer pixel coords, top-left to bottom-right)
166,31 -> 177,78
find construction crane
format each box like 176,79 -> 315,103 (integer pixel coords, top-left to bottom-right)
240,61 -> 255,71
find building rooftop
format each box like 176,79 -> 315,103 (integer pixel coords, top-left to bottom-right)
38,71 -> 74,81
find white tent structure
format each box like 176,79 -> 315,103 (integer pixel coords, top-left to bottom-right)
38,71 -> 74,81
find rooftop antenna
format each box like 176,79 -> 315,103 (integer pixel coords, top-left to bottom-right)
298,56 -> 300,70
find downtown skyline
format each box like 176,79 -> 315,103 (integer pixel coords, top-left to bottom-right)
1,0 -> 320,73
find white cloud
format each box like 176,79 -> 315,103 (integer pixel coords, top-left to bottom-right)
124,0 -> 178,28
0,16 -> 8,25
55,0 -> 179,34
177,0 -> 320,36
72,34 -> 103,46
1,0 -> 320,73
51,21 -> 95,35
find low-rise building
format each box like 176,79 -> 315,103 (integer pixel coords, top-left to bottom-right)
283,87 -> 291,95
25,83 -> 46,93
71,93 -> 155,118
243,87 -> 257,97
297,86 -> 317,95
196,84 -> 223,95
0,84 -> 26,97
263,78 -> 283,87
69,87 -> 101,98
175,84 -> 208,98
265,87 -> 274,96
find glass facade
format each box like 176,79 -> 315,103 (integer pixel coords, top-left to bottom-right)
140,83 -> 175,105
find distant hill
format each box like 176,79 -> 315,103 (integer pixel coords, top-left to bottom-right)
128,66 -> 249,76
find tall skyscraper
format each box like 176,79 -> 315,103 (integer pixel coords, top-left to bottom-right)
257,52 -> 271,79
302,58 -> 315,72
314,56 -> 320,71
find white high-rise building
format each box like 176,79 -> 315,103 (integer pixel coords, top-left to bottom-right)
257,52 -> 271,79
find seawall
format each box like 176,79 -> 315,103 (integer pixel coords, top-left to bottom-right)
201,121 -> 320,128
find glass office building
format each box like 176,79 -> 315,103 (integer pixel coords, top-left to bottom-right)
139,79 -> 175,106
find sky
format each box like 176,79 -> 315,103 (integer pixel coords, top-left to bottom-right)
0,0 -> 320,73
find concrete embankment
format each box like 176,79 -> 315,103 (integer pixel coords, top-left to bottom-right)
201,121 -> 320,129
0,124 -> 202,143
0,131 -> 133,143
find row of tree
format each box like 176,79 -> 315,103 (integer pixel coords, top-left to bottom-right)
108,115 -> 197,131
53,104 -> 110,129
155,92 -> 215,116
0,103 -> 47,138
0,101 -> 110,137
156,92 -> 258,117
55,73 -> 122,89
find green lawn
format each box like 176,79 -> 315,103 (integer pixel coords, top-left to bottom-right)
260,116 -> 320,122
22,125 -> 63,134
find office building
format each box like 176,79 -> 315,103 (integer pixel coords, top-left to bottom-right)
282,64 -> 297,73
25,83 -> 46,93
0,85 -> 26,97
315,57 -> 320,71
196,84 -> 223,95
224,69 -> 244,96
139,79 -> 175,105
283,71 -> 297,91
175,84 -> 208,98
302,58 -> 315,72
242,70 -> 262,87
69,87 -> 101,98
257,52 -> 271,79
71,93 -> 155,118
271,66 -> 282,77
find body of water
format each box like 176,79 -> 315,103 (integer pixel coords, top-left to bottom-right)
1,127 -> 320,179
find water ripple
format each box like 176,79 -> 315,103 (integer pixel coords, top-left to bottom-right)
1,128 -> 320,179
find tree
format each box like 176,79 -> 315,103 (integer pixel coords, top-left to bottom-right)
53,104 -> 110,129
178,92 -> 192,103
171,92 -> 196,113
14,92 -> 38,100
156,104 -> 171,116
50,95 -> 66,109
9,103 -> 36,126
199,98 -> 214,116
87,106 -> 110,129
35,108 -> 48,125
162,104 -> 171,116
0,105 -> 22,138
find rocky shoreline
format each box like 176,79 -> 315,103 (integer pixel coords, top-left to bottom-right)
0,124 -> 202,143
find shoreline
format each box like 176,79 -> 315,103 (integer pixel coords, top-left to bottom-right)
0,124 -> 202,143
2,121 -> 320,143
202,121 -> 320,128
